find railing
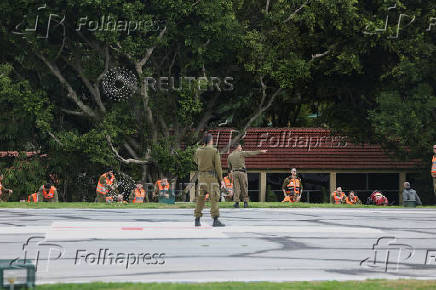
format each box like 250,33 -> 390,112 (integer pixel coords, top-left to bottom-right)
269,189 -> 322,203
178,188 -> 401,204
268,189 -> 400,204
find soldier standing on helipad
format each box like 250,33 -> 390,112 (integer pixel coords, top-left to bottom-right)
227,144 -> 267,208
194,133 -> 226,227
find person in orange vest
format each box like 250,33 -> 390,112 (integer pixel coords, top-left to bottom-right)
432,144 -> 436,199
281,168 -> 303,203
154,177 -> 174,204
96,171 -> 117,202
331,187 -> 345,204
0,173 -> 13,202
222,173 -> 234,202
345,191 -> 361,205
129,183 -> 148,203
37,183 -> 59,202
27,192 -> 39,203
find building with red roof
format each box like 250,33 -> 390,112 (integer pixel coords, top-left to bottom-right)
189,128 -> 420,204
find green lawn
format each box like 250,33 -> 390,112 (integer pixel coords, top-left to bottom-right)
0,201 -> 434,209
36,280 -> 436,290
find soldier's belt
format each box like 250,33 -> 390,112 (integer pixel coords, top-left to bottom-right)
232,168 -> 246,173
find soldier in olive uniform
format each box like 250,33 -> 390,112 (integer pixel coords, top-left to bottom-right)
227,144 -> 267,208
194,133 -> 225,227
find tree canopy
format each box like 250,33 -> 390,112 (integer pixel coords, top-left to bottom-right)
0,0 -> 434,200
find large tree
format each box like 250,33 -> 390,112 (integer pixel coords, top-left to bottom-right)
1,0 -> 434,200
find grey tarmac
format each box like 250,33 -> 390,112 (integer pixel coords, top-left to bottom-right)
0,208 -> 435,284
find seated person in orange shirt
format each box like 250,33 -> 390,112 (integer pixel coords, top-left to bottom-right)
331,187 -> 346,204
345,191 -> 361,205
282,168 -> 303,203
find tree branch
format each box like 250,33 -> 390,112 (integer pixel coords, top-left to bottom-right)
192,0 -> 201,7
123,142 -> 140,159
36,52 -> 97,119
135,26 -> 167,75
194,94 -> 218,137
67,54 -> 107,113
134,27 -> 167,143
61,109 -> 88,117
283,0 -> 309,23
265,0 -> 271,13
106,135 -> 152,165
221,85 -> 283,153
76,31 -> 101,52
159,115 -> 170,138
141,83 -> 157,142
96,46 -> 110,84
48,131 -> 63,146
311,50 -> 330,60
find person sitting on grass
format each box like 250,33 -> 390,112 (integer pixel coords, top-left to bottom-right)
129,183 -> 147,203
402,182 -> 422,206
37,183 -> 59,202
367,190 -> 389,206
345,191 -> 361,205
331,187 -> 346,204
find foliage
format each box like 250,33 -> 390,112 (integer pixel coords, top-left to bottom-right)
0,0 -> 434,201
2,154 -> 47,201
150,139 -> 197,180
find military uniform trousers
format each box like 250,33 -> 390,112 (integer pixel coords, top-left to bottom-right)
194,173 -> 220,218
232,171 -> 249,202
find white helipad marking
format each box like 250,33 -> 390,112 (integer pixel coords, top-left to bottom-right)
0,226 -> 50,234
44,222 -> 382,241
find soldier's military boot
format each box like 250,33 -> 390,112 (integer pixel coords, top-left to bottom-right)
244,202 -> 248,208
195,217 -> 201,227
213,217 -> 225,227
233,202 -> 239,208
